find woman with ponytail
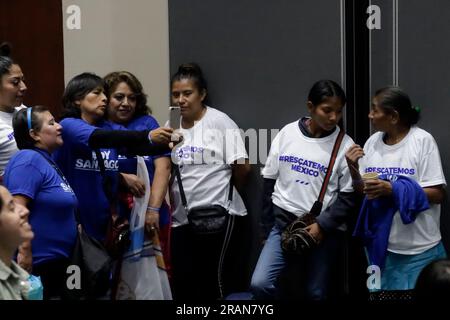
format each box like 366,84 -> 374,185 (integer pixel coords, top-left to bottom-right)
346,87 -> 447,298
169,63 -> 251,300
0,42 -> 27,177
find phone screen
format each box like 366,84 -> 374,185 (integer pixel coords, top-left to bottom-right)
169,106 -> 181,129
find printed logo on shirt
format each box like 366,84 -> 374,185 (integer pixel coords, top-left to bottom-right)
174,145 -> 223,165
279,155 -> 328,178
74,150 -> 119,171
60,182 -> 74,193
7,131 -> 14,141
364,167 -> 415,175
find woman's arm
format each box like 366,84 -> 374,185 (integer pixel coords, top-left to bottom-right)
423,185 -> 445,204
345,144 -> 365,194
14,195 -> 32,273
88,127 -> 173,155
145,157 -> 171,232
231,158 -> 251,196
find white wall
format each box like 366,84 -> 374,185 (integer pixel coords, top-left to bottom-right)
62,0 -> 170,124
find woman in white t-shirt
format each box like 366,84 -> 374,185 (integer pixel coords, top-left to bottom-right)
169,63 -> 251,300
345,87 -> 447,296
0,43 -> 28,178
250,80 -> 356,300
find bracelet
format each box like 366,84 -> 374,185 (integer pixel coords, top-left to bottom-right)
147,206 -> 160,212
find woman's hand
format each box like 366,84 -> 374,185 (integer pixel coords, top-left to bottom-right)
120,173 -> 145,197
145,210 -> 160,236
304,222 -> 324,244
363,179 -> 393,200
17,243 -> 32,273
345,144 -> 365,172
150,127 -> 174,145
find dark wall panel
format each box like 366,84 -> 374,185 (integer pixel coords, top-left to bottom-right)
0,0 -> 64,117
398,0 -> 450,249
169,0 -> 343,131
169,0 -> 345,294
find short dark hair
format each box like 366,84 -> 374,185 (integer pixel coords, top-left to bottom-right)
103,71 -> 151,118
307,80 -> 346,107
415,259 -> 450,300
375,86 -> 420,127
170,63 -> 209,103
13,105 -> 49,150
62,72 -> 105,119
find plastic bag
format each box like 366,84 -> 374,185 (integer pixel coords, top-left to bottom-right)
27,275 -> 43,300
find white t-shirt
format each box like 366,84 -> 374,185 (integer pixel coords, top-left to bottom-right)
360,126 -> 446,255
0,106 -> 25,176
262,121 -> 354,217
170,106 -> 248,227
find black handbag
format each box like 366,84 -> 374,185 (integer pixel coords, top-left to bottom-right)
174,165 -> 232,235
281,129 -> 345,255
66,225 -> 112,299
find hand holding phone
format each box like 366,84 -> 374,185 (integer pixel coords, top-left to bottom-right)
169,106 -> 182,142
169,106 -> 181,129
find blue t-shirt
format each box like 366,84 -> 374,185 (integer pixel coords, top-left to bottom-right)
111,116 -> 161,177
4,148 -> 78,266
53,118 -> 120,241
103,115 -> 171,226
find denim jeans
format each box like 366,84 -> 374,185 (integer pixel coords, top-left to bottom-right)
250,225 -> 344,300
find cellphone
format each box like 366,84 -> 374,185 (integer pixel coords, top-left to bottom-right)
169,106 -> 181,129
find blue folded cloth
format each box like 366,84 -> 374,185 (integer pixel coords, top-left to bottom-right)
353,174 -> 429,269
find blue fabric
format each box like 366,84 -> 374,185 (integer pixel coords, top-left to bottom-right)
53,118 -> 120,241
4,149 -> 78,265
380,242 -> 447,290
353,174 -> 430,269
102,116 -> 171,227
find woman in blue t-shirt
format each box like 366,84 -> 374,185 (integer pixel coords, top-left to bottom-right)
103,71 -> 171,259
53,72 -> 173,244
4,105 -> 77,299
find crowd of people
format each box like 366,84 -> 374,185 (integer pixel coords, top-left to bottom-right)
0,42 -> 448,301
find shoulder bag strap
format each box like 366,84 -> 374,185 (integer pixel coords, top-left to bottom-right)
309,128 -> 345,216
174,164 -> 233,211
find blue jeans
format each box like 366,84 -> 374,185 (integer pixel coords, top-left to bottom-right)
250,226 -> 344,300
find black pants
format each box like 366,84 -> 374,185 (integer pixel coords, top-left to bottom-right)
33,258 -> 71,300
170,216 -> 235,300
